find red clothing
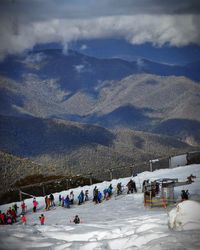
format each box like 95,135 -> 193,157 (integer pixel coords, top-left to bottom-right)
0,213 -> 5,224
21,203 -> 26,209
40,216 -> 45,225
33,200 -> 38,207
11,210 -> 16,220
21,215 -> 26,224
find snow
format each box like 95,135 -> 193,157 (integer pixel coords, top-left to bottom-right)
168,200 -> 200,231
0,164 -> 200,250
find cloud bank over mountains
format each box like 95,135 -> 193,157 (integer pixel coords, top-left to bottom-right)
0,0 -> 200,60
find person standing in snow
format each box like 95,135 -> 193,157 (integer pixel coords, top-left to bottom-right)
45,196 -> 49,210
0,211 -> 6,224
21,200 -> 26,214
78,190 -> 84,205
49,193 -> 55,207
97,191 -> 102,203
127,179 -> 137,194
73,215 -> 80,224
21,214 -> 27,225
64,195 -> 70,208
39,214 -> 45,225
108,184 -> 113,197
181,190 -> 189,201
85,190 -> 89,201
93,186 -> 97,201
94,188 -> 99,204
33,198 -> 38,213
13,203 -> 19,215
70,191 -> 74,205
58,194 -> 62,206
117,182 -> 122,195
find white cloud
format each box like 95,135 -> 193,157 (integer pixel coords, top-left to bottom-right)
74,64 -> 85,73
0,13 -> 200,60
80,44 -> 88,50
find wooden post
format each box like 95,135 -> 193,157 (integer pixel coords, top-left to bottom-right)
42,184 -> 46,196
130,166 -> 134,176
66,179 -> 69,190
19,189 -> 22,201
109,169 -> 113,181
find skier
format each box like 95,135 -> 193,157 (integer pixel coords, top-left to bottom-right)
85,190 -> 89,201
127,179 -> 137,194
49,193 -> 55,207
58,194 -> 62,206
103,188 -> 109,200
39,214 -> 45,225
0,211 -> 5,225
70,191 -> 74,205
61,196 -> 65,207
21,214 -> 27,225
64,195 -> 70,208
117,182 -> 122,195
21,200 -> 26,214
33,198 -> 38,213
108,184 -> 113,197
13,203 -> 19,215
78,191 -> 84,205
94,188 -> 99,204
181,190 -> 189,201
93,186 -> 97,201
73,215 -> 80,224
11,209 -> 17,222
45,196 -> 49,210
97,191 -> 102,203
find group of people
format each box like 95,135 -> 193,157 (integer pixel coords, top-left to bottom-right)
0,179 -> 138,226
0,205 -> 18,225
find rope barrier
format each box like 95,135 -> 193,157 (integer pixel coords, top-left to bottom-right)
20,191 -> 35,198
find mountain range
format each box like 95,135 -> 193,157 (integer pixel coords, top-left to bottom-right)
0,48 -> 200,186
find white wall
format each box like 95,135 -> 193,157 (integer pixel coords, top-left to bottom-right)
169,154 -> 187,168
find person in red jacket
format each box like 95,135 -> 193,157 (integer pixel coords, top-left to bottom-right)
0,211 -> 5,224
39,214 -> 45,225
33,198 -> 38,213
21,214 -> 27,225
11,209 -> 16,222
21,201 -> 26,214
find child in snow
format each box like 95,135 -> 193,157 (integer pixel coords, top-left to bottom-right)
39,214 -> 45,225
21,214 -> 27,225
7,215 -> 12,225
73,215 -> 80,224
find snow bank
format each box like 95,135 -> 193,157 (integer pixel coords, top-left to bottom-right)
168,200 -> 200,231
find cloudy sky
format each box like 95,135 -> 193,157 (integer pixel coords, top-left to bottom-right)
0,0 -> 200,60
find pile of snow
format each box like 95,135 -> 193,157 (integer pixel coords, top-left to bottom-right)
168,200 -> 200,231
0,164 -> 200,249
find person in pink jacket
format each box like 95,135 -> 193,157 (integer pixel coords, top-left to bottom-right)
33,198 -> 38,212
39,214 -> 45,225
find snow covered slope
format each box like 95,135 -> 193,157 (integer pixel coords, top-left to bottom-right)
0,164 -> 200,250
